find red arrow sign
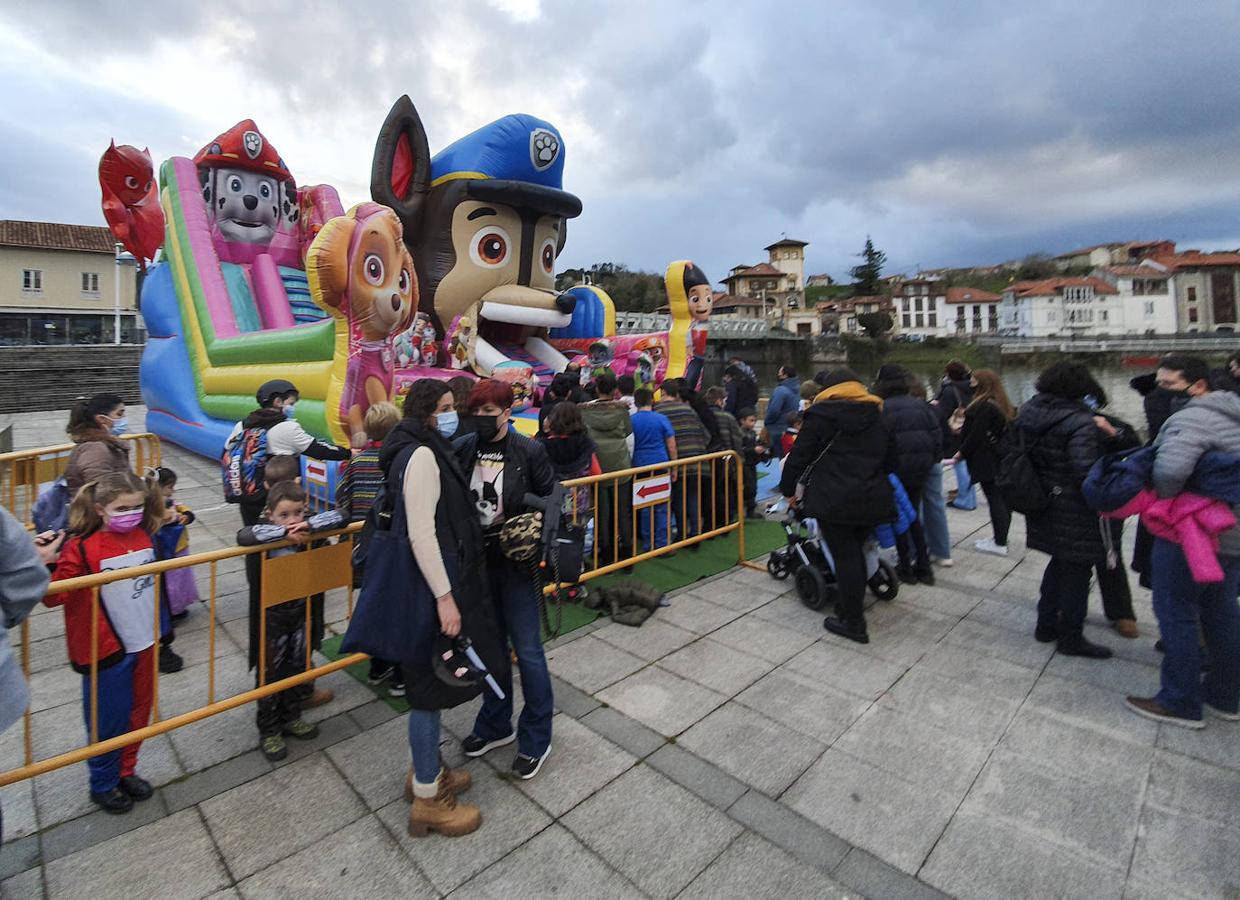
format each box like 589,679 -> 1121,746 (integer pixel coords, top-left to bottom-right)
632,475 -> 671,507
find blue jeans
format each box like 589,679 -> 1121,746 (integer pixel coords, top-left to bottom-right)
472,555 -> 554,757
920,462 -> 952,560
1151,540 -> 1240,718
407,709 -> 441,784
950,459 -> 977,510
672,468 -> 700,540
638,502 -> 669,551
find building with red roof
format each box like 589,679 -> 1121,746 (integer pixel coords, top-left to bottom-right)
1000,276 -> 1125,337
1146,250 -> 1239,332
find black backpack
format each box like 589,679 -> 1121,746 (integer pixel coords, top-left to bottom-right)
996,414 -> 1071,516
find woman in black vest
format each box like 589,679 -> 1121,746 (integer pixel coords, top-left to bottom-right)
377,378 -> 507,838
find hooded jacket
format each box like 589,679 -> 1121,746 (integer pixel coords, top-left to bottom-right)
764,376 -> 801,437
779,382 -> 897,526
578,401 -> 634,473
1013,393 -> 1104,564
1153,390 -> 1240,558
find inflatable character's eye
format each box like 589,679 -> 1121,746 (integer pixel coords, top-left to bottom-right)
469,226 -> 511,268
228,176 -> 243,193
144,180 -> 153,192
398,268 -> 411,294
540,238 -> 556,275
259,183 -> 271,199
124,175 -> 139,190
363,254 -> 385,286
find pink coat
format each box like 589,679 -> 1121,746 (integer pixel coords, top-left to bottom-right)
1106,488 -> 1237,583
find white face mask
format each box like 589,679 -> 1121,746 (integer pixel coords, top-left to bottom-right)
435,410 -> 459,438
108,416 -> 129,436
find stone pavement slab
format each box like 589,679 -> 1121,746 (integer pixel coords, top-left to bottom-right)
44,808 -> 231,900
708,614 -> 817,664
678,831 -> 851,899
377,763 -> 552,895
591,619 -> 698,662
324,716 -> 409,810
545,634 -> 647,694
780,639 -> 909,701
877,666 -> 1021,745
656,636 -> 774,696
236,814 -> 435,899
199,753 -> 366,880
1128,803 -> 1240,899
596,665 -> 727,737
448,824 -> 647,900
734,666 -> 870,744
562,765 -> 743,899
678,701 -> 825,796
654,591 -> 745,634
1,867 -> 42,900
644,744 -> 748,811
510,713 -> 636,818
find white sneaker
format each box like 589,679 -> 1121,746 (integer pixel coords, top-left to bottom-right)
974,538 -> 1009,557
932,557 -> 954,568
1204,701 -> 1240,722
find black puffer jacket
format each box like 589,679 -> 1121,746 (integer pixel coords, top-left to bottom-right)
1014,393 -> 1104,565
958,400 -> 1009,483
779,390 -> 897,527
880,394 -> 942,489
453,428 -> 556,521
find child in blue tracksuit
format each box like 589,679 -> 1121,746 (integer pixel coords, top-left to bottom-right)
237,481 -> 344,761
629,388 -> 677,550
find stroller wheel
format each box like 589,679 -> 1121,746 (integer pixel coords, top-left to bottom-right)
795,565 -> 830,611
767,553 -> 790,581
869,560 -> 899,601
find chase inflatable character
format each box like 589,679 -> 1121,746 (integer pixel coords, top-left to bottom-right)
306,202 -> 418,447
371,96 -> 582,379
587,339 -> 615,382
665,261 -> 713,390
99,142 -> 164,270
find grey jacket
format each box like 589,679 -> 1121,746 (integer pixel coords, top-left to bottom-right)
0,506 -> 50,734
1153,390 -> 1240,558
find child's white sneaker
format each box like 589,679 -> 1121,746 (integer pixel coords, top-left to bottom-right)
974,538 -> 1008,557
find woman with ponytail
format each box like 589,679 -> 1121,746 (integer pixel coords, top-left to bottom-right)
64,393 -> 132,496
46,471 -> 165,815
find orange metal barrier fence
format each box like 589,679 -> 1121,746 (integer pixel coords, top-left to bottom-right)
0,450 -> 753,787
0,433 -> 162,530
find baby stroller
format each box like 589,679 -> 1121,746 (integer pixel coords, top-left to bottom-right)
766,510 -> 899,610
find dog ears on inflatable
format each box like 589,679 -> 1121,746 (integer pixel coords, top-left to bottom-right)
306,215 -> 358,312
371,95 -> 431,237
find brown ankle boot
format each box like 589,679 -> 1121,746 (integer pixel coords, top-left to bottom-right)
407,779 -> 481,838
405,763 -> 472,803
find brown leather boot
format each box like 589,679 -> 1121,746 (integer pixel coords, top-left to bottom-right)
405,763 -> 472,803
407,778 -> 481,838
1112,619 -> 1139,639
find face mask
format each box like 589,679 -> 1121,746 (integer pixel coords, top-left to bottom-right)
109,417 -> 129,436
106,510 -> 144,533
283,404 -> 297,419
435,410 -> 459,438
465,415 -> 500,443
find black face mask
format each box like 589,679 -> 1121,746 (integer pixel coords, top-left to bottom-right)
1156,386 -> 1191,414
464,415 -> 501,443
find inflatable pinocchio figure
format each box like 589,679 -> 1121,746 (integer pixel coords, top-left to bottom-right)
664,261 -> 714,391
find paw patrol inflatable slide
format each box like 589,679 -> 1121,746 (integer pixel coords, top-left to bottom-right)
120,97 -> 709,458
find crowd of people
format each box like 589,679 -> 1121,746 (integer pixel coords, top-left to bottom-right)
2,347 -> 1237,841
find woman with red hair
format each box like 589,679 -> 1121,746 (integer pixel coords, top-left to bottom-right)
452,379 -> 557,780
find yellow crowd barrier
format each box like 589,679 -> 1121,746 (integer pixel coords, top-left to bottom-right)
0,433 -> 163,530
0,450 -> 755,788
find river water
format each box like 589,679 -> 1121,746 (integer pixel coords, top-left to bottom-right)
704,357 -> 1156,440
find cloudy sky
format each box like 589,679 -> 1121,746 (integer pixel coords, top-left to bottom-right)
2,0 -> 1238,284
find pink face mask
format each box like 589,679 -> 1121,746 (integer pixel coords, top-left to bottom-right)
105,510 -> 145,533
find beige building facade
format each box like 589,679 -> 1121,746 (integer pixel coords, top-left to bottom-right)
0,220 -> 141,345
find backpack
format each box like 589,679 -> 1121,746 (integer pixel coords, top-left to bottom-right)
996,414 -> 1072,516
33,477 -> 71,533
946,387 -> 967,436
221,427 -> 271,503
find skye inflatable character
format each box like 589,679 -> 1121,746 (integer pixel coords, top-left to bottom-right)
371,96 -> 583,378
664,261 -> 713,390
306,202 -> 418,447
99,142 -> 164,270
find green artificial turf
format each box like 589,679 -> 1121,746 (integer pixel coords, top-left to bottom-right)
319,519 -> 787,710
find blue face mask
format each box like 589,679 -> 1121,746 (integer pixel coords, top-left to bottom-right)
283,404 -> 297,419
110,417 -> 129,436
435,410 -> 459,438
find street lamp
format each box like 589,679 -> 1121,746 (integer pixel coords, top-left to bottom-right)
113,243 -> 136,344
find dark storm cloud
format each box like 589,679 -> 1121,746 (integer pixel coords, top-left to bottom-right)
2,0 -> 1238,282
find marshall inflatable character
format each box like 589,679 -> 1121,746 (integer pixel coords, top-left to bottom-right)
195,119 -> 298,248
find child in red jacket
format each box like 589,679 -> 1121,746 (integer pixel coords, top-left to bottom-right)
46,471 -> 165,815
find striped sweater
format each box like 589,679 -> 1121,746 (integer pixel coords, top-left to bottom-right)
337,444 -> 384,522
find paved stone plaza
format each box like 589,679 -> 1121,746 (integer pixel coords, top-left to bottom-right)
2,409 -> 1238,899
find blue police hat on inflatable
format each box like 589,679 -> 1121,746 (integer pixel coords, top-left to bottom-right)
430,114 -> 582,219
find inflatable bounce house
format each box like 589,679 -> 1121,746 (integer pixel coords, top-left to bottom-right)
118,96 -> 712,473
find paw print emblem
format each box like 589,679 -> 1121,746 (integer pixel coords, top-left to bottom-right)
243,130 -> 263,160
529,128 -> 559,171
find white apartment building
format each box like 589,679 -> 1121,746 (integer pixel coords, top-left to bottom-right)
1092,263 -> 1178,334
945,287 -> 1002,336
1000,277 -> 1122,337
895,278 -> 1000,338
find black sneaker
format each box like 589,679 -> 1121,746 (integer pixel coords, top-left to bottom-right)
158,646 -> 184,674
118,775 -> 153,801
461,732 -> 515,758
91,787 -> 134,814
1057,636 -> 1113,659
915,570 -> 935,586
896,566 -> 917,585
367,662 -> 394,685
512,746 -> 551,780
1034,625 -> 1058,643
823,616 -> 869,644
388,676 -> 406,698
